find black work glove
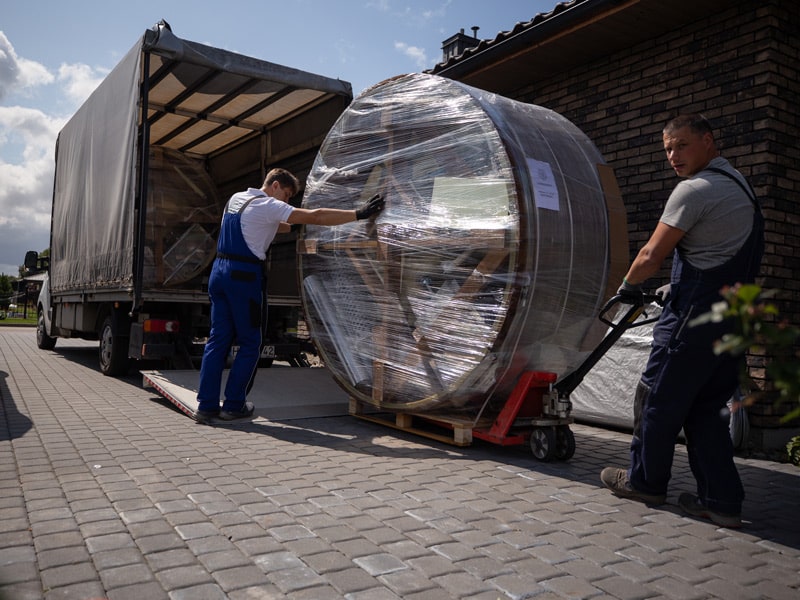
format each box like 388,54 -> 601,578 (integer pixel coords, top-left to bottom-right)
617,278 -> 643,304
355,193 -> 385,220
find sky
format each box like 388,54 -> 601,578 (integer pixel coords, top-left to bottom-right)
0,0 -> 557,277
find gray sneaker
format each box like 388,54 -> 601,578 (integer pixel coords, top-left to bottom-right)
600,467 -> 666,505
678,493 -> 742,528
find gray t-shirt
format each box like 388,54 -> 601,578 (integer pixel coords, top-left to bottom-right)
660,156 -> 755,270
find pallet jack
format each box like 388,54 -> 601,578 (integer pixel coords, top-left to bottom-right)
472,293 -> 661,461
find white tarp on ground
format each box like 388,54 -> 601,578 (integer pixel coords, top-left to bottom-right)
570,301 -> 750,450
570,302 -> 660,429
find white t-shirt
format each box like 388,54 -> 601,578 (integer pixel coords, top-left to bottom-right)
660,157 -> 755,270
225,188 -> 294,260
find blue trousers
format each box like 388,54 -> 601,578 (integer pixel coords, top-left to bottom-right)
197,259 -> 262,413
629,298 -> 744,514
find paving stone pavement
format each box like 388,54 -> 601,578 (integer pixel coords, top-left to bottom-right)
1,326 -> 798,600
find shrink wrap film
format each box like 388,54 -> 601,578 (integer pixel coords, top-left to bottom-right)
298,74 -> 627,421
143,147 -> 221,288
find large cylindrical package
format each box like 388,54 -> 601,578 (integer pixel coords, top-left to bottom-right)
298,73 -> 628,421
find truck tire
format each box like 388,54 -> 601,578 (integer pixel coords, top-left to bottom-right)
99,316 -> 130,376
36,309 -> 57,350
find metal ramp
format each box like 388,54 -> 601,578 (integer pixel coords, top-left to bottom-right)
142,366 -> 350,422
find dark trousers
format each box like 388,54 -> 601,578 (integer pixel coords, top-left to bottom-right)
629,297 -> 744,515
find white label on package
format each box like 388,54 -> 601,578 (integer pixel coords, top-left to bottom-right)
526,158 -> 560,211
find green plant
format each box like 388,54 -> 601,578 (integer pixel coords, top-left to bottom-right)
692,283 -> 800,464
788,437 -> 800,466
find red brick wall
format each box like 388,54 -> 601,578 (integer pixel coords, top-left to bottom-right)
513,0 -> 800,427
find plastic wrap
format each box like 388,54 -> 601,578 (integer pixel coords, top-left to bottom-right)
571,304 -> 660,428
298,73 -> 627,420
143,147 -> 221,288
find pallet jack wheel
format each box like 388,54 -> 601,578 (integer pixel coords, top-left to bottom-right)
530,427 -> 557,461
555,425 -> 576,461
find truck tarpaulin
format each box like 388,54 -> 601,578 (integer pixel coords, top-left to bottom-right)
49,22 -> 352,296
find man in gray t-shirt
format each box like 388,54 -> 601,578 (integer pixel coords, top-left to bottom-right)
600,114 -> 763,528
661,156 -> 754,270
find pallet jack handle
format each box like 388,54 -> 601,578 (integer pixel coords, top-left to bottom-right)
554,292 -> 663,399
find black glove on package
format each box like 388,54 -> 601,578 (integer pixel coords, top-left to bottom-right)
355,193 -> 385,220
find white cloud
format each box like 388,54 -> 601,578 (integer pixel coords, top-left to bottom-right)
0,31 -> 55,100
16,57 -> 54,89
421,0 -> 452,22
334,38 -> 356,66
394,41 -> 428,70
0,33 -> 108,273
365,0 -> 390,11
0,106 -> 62,230
57,62 -> 108,105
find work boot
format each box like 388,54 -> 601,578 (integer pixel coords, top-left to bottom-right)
194,409 -> 219,425
219,402 -> 255,421
678,493 -> 742,528
600,467 -> 666,505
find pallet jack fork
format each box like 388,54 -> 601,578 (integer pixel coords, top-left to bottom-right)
473,294 -> 661,461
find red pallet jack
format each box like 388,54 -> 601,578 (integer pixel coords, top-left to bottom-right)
473,293 -> 661,461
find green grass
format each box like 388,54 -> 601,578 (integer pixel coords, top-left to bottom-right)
0,314 -> 37,326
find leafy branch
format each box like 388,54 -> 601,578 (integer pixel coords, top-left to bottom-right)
691,283 -> 800,464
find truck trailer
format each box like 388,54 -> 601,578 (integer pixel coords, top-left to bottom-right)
28,21 -> 353,375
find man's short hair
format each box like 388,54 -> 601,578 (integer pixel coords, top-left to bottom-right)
264,168 -> 300,197
664,114 -> 713,138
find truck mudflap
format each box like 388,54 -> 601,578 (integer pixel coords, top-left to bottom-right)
129,322 -> 178,360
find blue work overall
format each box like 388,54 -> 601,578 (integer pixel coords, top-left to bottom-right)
629,181 -> 763,515
197,198 -> 264,414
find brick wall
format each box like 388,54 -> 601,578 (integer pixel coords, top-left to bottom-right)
513,0 -> 800,427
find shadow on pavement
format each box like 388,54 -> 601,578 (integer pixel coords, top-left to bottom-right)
146,392 -> 800,554
53,341 -> 800,554
0,370 -> 33,441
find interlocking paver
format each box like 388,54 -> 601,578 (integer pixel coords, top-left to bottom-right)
36,545 -> 92,570
107,580 -> 170,600
99,562 -> 156,590
40,562 -> 99,588
136,532 -> 187,554
1,327 -> 799,599
214,564 -> 273,591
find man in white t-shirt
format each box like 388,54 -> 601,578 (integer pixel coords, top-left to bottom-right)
600,115 -> 764,528
196,168 -> 384,423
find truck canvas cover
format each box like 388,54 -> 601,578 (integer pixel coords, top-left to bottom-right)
50,21 -> 352,296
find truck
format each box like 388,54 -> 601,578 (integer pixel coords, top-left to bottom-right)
27,20 -> 353,375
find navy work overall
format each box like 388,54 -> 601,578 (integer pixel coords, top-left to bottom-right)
197,195 -> 265,413
629,172 -> 763,514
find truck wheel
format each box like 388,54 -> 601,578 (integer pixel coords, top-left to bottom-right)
99,316 -> 130,376
36,310 -> 57,350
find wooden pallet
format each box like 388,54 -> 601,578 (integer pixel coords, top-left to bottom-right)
349,398 -> 491,447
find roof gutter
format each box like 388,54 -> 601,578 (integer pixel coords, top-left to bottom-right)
432,0 -> 635,81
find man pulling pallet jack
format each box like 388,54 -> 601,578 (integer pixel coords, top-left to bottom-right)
600,114 -> 763,528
